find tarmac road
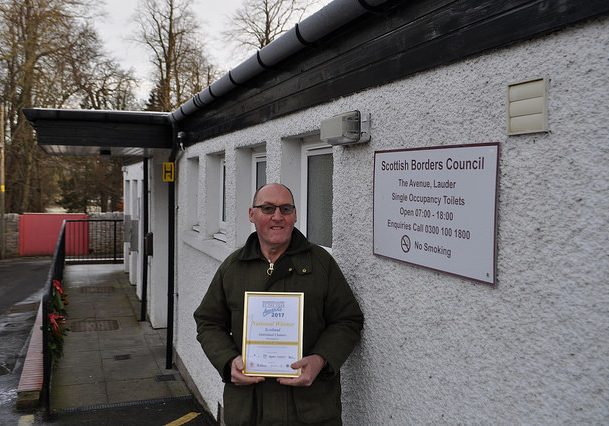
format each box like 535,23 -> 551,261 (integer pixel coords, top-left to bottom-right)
0,257 -> 50,425
0,257 -> 51,314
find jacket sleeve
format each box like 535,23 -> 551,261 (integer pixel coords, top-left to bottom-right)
310,252 -> 364,377
193,264 -> 240,382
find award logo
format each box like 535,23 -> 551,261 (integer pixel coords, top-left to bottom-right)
262,301 -> 285,318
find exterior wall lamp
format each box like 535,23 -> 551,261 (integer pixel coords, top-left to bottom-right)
320,110 -> 371,146
100,148 -> 111,162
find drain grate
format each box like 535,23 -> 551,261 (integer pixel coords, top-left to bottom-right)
54,395 -> 194,414
70,319 -> 119,332
155,374 -> 176,382
113,354 -> 131,360
80,286 -> 116,293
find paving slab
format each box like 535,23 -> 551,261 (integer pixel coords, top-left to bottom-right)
106,378 -> 172,404
51,382 -> 108,409
100,346 -> 153,360
98,334 -> 148,351
65,302 -> 95,319
102,355 -> 162,382
60,349 -> 102,367
53,365 -> 105,386
166,380 -> 192,398
62,332 -> 100,352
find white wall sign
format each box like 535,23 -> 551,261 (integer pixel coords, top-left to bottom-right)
373,143 -> 499,284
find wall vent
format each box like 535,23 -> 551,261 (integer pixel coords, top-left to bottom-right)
507,78 -> 548,135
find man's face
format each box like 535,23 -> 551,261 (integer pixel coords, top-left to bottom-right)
249,184 -> 297,251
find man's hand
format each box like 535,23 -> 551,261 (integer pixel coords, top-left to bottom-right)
230,356 -> 265,386
277,354 -> 326,387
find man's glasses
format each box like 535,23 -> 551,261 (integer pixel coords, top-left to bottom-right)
252,204 -> 296,215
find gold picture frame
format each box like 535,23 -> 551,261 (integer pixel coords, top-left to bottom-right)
242,291 -> 304,377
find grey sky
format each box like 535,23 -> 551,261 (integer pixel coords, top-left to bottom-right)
95,0 -> 331,102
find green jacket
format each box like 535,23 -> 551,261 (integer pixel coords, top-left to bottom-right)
194,229 -> 364,425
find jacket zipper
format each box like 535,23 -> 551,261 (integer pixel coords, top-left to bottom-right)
266,260 -> 274,276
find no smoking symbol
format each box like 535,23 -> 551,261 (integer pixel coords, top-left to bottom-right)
401,235 -> 411,253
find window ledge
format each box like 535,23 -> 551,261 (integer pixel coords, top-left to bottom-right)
182,230 -> 232,262
213,232 -> 227,243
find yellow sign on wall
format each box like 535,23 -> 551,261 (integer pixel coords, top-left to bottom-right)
162,162 -> 175,182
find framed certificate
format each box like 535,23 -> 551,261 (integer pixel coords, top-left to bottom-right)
242,291 -> 304,377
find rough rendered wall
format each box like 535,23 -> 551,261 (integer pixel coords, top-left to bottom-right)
175,242 -> 224,414
175,17 -> 609,424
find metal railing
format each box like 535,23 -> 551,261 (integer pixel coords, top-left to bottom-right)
64,219 -> 124,264
41,221 -> 66,419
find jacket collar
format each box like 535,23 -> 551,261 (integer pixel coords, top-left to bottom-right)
239,228 -> 312,261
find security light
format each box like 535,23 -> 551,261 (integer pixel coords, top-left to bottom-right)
320,110 -> 371,146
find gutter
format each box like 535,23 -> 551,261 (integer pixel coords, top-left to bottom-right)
170,0 -> 390,123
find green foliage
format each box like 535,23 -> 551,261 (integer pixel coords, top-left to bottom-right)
56,157 -> 124,213
48,279 -> 69,365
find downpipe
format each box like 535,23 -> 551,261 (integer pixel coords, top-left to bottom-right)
165,122 -> 180,369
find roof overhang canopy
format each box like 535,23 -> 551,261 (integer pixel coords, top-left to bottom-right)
23,108 -> 174,163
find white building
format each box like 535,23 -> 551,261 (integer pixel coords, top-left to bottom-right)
25,1 -> 609,423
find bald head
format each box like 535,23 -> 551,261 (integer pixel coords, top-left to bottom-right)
252,183 -> 295,207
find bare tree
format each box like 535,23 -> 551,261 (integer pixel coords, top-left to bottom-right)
0,0 -> 138,213
223,0 -> 321,51
0,0 -> 99,212
134,0 -> 217,111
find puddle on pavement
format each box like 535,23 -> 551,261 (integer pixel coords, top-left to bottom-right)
0,385 -> 16,406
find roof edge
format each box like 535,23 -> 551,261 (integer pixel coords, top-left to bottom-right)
170,0 -> 392,122
23,108 -> 172,126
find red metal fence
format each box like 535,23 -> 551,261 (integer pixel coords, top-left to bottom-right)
19,214 -> 88,256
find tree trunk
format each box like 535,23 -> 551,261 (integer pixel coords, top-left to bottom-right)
16,0 -> 39,212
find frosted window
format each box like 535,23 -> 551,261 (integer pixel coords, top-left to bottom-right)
256,160 -> 266,190
307,153 -> 333,247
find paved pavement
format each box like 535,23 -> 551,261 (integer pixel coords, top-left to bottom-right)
19,262 -> 216,425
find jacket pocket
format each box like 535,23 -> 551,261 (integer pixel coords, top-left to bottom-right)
224,383 -> 255,426
293,377 -> 342,423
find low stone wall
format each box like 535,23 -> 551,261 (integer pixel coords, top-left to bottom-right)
2,214 -> 20,258
89,212 -> 124,221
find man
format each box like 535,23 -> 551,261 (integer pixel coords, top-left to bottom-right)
194,183 -> 364,425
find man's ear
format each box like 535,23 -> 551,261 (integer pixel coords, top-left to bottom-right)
248,208 -> 254,223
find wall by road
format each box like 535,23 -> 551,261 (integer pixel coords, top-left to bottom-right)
1,212 -> 123,259
1,214 -> 19,258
